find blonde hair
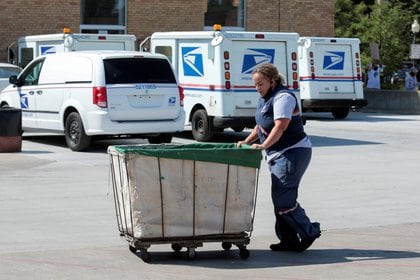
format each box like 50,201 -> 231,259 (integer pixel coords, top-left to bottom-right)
252,63 -> 286,86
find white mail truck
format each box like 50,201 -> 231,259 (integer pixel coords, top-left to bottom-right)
141,26 -> 300,141
298,37 -> 367,119
10,28 -> 136,68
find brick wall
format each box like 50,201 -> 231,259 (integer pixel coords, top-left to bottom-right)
127,0 -> 206,46
0,0 -> 334,64
246,0 -> 334,36
0,0 -> 79,63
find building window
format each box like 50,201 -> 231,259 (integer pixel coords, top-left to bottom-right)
205,0 -> 245,30
80,0 -> 126,34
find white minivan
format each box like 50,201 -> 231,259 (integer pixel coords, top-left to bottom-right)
0,51 -> 185,151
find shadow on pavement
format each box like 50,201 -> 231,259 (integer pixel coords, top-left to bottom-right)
304,112 -> 418,123
132,248 -> 420,268
21,130 -> 381,152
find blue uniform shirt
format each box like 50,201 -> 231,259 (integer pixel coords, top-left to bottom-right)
255,85 -> 310,162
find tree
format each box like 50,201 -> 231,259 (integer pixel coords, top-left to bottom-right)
335,0 -> 418,77
362,2 -> 408,72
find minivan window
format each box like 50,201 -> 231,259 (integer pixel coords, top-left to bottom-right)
0,67 -> 21,78
104,58 -> 176,84
21,59 -> 44,86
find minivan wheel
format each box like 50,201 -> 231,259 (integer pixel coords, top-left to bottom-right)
147,133 -> 173,144
65,112 -> 91,151
191,109 -> 214,142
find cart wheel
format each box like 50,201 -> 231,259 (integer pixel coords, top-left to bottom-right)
129,245 -> 137,253
171,243 -> 182,253
222,242 -> 232,251
238,246 -> 250,259
140,249 -> 151,262
186,247 -> 196,260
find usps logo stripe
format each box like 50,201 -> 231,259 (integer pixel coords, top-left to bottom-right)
323,51 -> 345,70
241,49 -> 275,74
40,46 -> 57,55
19,93 -> 29,108
181,47 -> 204,77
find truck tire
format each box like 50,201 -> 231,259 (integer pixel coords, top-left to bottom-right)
64,112 -> 91,151
231,126 -> 244,132
191,109 -> 214,141
331,108 -> 349,119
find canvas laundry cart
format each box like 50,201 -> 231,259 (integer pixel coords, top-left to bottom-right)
107,143 -> 262,261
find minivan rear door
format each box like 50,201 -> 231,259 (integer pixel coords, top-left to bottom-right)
104,57 -> 182,121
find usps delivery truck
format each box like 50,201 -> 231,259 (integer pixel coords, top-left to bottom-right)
298,37 -> 367,119
141,27 -> 300,141
13,28 -> 136,68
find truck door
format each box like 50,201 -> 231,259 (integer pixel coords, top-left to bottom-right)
152,40 -> 178,73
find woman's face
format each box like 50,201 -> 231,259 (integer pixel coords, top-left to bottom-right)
253,73 -> 271,97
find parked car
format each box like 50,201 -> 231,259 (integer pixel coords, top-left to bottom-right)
390,70 -> 405,85
0,51 -> 185,151
0,63 -> 21,91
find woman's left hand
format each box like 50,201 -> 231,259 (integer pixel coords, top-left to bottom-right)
251,143 -> 265,149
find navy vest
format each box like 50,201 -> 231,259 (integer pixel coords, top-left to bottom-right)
255,86 -> 306,157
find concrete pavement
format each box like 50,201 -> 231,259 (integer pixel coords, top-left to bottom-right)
0,111 -> 419,279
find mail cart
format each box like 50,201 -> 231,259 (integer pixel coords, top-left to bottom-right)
107,143 -> 262,262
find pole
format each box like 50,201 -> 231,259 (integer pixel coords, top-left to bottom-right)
413,33 -> 417,67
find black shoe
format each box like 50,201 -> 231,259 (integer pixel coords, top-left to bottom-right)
270,242 -> 299,252
296,236 -> 318,252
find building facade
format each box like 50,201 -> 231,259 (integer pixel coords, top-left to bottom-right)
0,0 -> 334,64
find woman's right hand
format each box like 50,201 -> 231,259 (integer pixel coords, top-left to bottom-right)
236,140 -> 248,148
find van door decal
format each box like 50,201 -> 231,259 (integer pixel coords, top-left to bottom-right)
241,49 -> 275,74
20,93 -> 29,108
182,47 -> 204,77
323,51 -> 345,70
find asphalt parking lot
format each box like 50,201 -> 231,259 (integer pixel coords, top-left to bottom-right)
0,111 -> 419,280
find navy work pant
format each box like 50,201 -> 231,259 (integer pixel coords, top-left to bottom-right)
268,147 -> 321,241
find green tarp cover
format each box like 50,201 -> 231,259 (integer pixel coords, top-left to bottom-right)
112,143 -> 262,168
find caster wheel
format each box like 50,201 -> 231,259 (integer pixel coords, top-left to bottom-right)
222,242 -> 232,251
171,243 -> 182,253
140,249 -> 151,262
238,246 -> 250,259
129,245 -> 137,253
186,247 -> 196,260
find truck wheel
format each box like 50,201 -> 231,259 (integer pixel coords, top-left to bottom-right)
147,133 -> 173,144
231,126 -> 244,132
191,109 -> 214,141
331,108 -> 349,119
64,112 -> 91,151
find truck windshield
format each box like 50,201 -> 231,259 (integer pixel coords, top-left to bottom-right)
104,58 -> 176,84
